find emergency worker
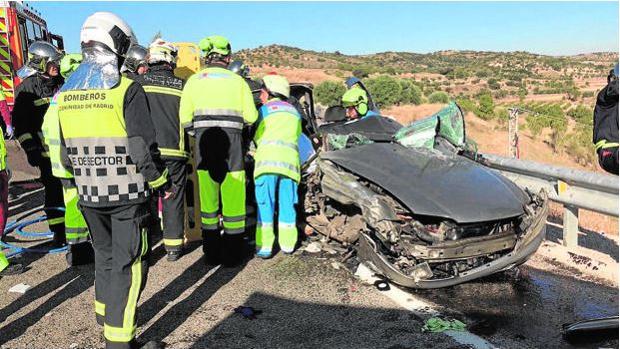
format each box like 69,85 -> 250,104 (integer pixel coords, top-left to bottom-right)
136,39 -> 187,261
593,64 -> 619,175
341,87 -> 378,120
121,44 -> 149,79
57,12 -> 170,349
253,74 -> 301,258
0,128 -> 23,277
179,35 -> 257,266
13,41 -> 66,246
42,53 -> 95,266
0,89 -> 12,138
229,59 -> 261,106
345,76 -> 379,114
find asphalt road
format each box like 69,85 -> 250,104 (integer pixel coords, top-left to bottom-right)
1,142 -> 618,349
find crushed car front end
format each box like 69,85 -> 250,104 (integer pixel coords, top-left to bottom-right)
303,148 -> 548,289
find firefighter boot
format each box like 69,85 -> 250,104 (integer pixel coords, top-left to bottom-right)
202,229 -> 222,265
221,232 -> 246,267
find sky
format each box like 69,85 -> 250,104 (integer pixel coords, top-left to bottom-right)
33,1 -> 619,56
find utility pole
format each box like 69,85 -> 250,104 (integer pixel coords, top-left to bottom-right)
508,107 -> 520,159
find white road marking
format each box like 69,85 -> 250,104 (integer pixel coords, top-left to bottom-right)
355,263 -> 498,349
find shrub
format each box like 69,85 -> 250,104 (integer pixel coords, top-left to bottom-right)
476,93 -> 495,120
494,107 -> 510,125
314,81 -> 346,107
428,91 -> 450,104
487,78 -> 501,90
365,75 -> 402,107
568,104 -> 592,125
456,98 -> 477,113
398,80 -> 423,105
352,67 -> 371,79
581,90 -> 595,98
475,69 -> 492,78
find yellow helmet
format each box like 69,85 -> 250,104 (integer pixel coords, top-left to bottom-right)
341,88 -> 369,116
262,74 -> 290,98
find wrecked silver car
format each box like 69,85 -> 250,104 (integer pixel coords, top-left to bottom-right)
291,84 -> 548,289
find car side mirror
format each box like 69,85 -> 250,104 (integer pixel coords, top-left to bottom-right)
324,106 -> 347,122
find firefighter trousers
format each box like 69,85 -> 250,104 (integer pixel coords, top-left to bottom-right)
255,174 -> 299,254
162,159 -> 187,252
39,157 -> 65,244
198,169 -> 246,265
81,203 -> 150,349
62,185 -> 94,266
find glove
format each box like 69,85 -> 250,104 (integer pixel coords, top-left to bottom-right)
162,183 -> 179,200
155,179 -> 177,200
25,149 -> 42,168
5,125 -> 14,139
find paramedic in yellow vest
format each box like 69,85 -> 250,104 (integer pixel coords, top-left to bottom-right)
179,35 -> 257,266
253,74 -> 301,258
0,130 -> 24,277
42,53 -> 95,266
57,12 -> 170,349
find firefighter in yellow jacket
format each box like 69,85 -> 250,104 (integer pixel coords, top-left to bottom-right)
253,74 -> 301,258
57,12 -> 170,349
179,35 -> 257,266
42,53 -> 95,266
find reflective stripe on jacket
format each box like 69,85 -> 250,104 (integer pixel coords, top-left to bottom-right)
253,100 -> 301,182
179,66 -> 257,132
136,66 -> 188,159
42,93 -> 73,178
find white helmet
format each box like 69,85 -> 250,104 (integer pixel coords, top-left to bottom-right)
148,39 -> 177,65
80,12 -> 135,56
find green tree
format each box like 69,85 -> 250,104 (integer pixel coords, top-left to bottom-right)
545,104 -> 568,152
476,93 -> 495,120
365,75 -> 403,107
456,98 -> 477,113
314,81 -> 346,107
428,91 -> 450,104
398,80 -> 423,105
518,87 -> 528,102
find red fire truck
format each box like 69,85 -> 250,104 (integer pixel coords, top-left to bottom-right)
0,1 -> 63,105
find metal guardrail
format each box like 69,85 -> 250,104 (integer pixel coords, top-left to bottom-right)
482,153 -> 619,249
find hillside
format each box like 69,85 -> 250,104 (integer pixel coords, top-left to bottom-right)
237,45 -> 618,170
238,45 -> 616,101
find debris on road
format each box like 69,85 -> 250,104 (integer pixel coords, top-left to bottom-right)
8,282 -> 31,294
304,242 -> 322,254
234,306 -> 262,320
422,317 -> 467,333
374,279 -> 391,291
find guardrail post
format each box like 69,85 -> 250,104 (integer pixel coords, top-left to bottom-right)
563,205 -> 579,248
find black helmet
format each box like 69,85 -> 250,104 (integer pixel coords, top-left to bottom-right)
228,60 -> 249,78
610,63 -> 619,82
122,44 -> 148,73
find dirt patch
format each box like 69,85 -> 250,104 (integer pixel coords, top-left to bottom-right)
252,67 -> 340,85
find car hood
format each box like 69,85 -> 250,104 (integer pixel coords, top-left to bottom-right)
321,143 -> 528,223
319,115 -> 402,142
